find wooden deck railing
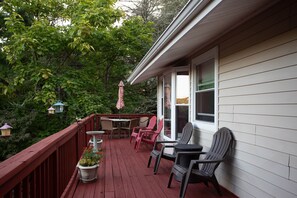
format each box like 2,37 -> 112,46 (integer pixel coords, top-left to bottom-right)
0,114 -> 153,198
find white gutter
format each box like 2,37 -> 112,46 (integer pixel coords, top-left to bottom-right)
127,0 -> 217,84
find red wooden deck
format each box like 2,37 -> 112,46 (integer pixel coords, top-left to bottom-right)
71,137 -> 237,198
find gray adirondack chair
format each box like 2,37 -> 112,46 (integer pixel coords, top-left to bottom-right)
167,127 -> 233,198
147,122 -> 193,174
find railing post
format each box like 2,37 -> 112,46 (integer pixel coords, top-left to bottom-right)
54,150 -> 60,198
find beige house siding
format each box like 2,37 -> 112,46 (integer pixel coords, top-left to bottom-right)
215,1 -> 297,196
153,1 -> 297,197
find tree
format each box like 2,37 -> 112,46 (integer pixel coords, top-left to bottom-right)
120,0 -> 188,115
0,0 -> 155,160
126,0 -> 188,39
154,0 -> 188,38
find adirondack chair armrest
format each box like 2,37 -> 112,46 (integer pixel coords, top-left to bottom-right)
184,158 -> 225,179
153,140 -> 177,150
141,130 -> 156,139
190,158 -> 224,166
176,151 -> 207,157
161,143 -> 177,152
156,140 -> 177,144
138,129 -> 153,137
139,129 -> 153,133
133,126 -> 148,130
132,126 -> 142,133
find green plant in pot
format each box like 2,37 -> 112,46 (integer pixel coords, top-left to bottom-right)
77,147 -> 103,182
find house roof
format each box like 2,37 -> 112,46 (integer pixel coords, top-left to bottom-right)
127,0 -> 279,84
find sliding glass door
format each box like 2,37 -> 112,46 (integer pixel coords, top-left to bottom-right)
162,69 -> 189,140
175,71 -> 189,139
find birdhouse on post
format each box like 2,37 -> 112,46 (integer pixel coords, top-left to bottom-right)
48,106 -> 55,114
0,123 -> 12,137
53,101 -> 65,113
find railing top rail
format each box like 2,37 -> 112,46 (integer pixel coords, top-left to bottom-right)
0,114 -> 94,186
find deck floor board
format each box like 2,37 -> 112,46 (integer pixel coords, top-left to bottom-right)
73,136 -> 237,198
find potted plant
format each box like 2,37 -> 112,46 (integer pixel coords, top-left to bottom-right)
77,146 -> 103,183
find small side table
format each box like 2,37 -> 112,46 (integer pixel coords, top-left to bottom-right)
173,144 -> 203,182
174,144 -> 203,167
86,131 -> 105,152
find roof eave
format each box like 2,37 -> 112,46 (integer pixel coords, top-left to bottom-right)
127,0 -> 213,84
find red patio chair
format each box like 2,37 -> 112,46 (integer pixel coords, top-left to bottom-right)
134,118 -> 163,152
130,115 -> 157,143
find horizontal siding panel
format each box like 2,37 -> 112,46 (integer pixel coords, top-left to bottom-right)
220,1 -> 290,53
231,187 -> 255,198
220,0 -> 297,59
221,13 -> 292,59
216,165 -> 236,192
216,167 -> 264,198
219,78 -> 297,97
219,55 -> 297,89
194,128 -> 213,149
198,138 -> 212,151
220,165 -> 274,198
220,40 -> 297,75
290,155 -> 297,168
234,114 -> 297,130
219,105 -> 234,113
226,161 -> 296,198
219,113 -> 233,122
256,136 -> 297,156
219,91 -> 297,105
236,141 -> 289,166
234,150 -> 289,178
220,28 -> 297,65
219,121 -> 256,134
290,167 -> 297,182
232,131 -> 256,144
233,159 -> 297,196
256,126 -> 297,143
233,104 -> 297,117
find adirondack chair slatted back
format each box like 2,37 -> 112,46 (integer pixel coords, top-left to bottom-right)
200,127 -> 232,176
135,118 -> 164,151
139,117 -> 149,127
177,122 -> 193,144
150,118 -> 163,141
147,116 -> 157,130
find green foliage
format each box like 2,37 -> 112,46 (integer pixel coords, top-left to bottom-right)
79,147 -> 103,166
126,0 -> 188,40
0,0 -> 156,161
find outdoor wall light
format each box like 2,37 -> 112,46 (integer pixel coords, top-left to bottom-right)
52,101 -> 65,113
0,123 -> 12,137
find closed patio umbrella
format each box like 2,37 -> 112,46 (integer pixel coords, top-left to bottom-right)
116,81 -> 125,110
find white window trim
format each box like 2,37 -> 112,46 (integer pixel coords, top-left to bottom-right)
191,47 -> 218,132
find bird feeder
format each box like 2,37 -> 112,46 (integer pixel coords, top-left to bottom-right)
48,106 -> 55,114
53,101 -> 65,113
0,123 -> 12,137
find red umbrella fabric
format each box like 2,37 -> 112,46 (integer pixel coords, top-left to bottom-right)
116,81 -> 125,110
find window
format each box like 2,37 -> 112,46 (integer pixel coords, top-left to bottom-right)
195,59 -> 215,122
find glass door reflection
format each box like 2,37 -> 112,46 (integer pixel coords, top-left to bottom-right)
164,74 -> 171,138
175,71 -> 189,139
